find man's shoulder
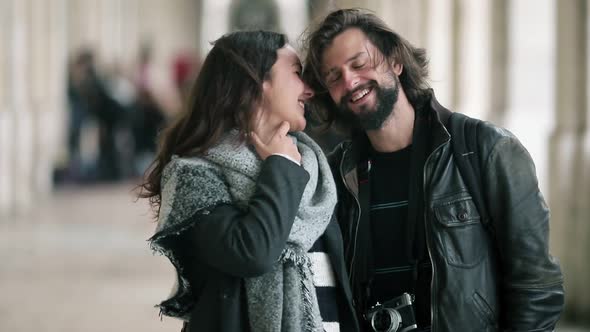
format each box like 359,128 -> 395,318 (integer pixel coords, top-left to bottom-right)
446,113 -> 534,174
448,112 -> 519,147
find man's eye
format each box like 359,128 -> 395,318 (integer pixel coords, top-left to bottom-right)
352,62 -> 366,69
327,74 -> 341,85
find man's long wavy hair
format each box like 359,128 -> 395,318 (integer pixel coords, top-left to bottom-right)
138,30 -> 286,216
301,8 -> 430,133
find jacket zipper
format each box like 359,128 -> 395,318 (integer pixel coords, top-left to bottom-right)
339,145 -> 362,284
423,138 -> 450,332
341,133 -> 451,328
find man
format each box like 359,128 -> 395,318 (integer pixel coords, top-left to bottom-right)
302,8 -> 564,332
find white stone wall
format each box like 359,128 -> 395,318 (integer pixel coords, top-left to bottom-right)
276,0 -> 309,49
426,0 -> 455,109
200,0 -> 232,57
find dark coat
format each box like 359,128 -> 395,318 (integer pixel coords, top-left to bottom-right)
156,156 -> 360,332
329,94 -> 565,332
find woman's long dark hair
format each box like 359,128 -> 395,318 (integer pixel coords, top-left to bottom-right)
138,30 -> 287,215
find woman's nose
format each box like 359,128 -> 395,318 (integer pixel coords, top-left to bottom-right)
302,83 -> 314,100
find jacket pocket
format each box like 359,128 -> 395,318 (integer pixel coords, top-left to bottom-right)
433,197 -> 487,267
471,291 -> 498,329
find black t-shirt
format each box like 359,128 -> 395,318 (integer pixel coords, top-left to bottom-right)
368,145 -> 432,327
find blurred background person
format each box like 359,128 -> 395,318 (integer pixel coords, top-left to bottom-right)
131,43 -> 168,177
65,48 -> 125,183
172,50 -> 201,104
104,59 -> 139,179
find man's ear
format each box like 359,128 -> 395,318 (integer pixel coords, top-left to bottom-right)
393,63 -> 403,76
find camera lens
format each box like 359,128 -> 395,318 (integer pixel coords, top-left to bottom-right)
373,309 -> 392,331
370,308 -> 402,332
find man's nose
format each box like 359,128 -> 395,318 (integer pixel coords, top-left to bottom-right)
342,69 -> 360,91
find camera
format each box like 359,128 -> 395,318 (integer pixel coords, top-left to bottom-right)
365,293 -> 418,332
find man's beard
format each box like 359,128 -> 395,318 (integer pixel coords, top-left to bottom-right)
338,77 -> 399,131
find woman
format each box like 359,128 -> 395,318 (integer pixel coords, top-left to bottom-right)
139,31 -> 359,332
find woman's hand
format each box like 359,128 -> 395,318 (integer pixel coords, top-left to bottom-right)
250,121 -> 301,163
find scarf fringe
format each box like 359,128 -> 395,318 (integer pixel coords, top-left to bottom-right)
147,205 -> 226,321
280,246 -> 321,331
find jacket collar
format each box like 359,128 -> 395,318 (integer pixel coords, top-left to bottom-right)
339,90 -> 452,178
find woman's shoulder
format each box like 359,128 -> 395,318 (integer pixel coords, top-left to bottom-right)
161,155 -> 227,191
164,155 -> 216,176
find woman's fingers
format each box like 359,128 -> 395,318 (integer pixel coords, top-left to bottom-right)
250,122 -> 300,163
273,121 -> 290,139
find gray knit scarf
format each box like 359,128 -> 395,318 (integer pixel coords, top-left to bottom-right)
150,130 -> 337,332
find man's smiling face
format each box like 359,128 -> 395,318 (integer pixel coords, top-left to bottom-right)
321,28 -> 402,130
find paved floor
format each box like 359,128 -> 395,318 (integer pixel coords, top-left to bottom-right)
0,182 -> 182,332
0,182 -> 587,332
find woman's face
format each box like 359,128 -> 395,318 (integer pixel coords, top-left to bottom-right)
258,45 -> 314,133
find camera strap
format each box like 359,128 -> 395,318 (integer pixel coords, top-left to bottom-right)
406,108 -> 431,274
355,155 -> 375,308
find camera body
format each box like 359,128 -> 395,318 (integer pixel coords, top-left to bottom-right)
365,293 -> 418,332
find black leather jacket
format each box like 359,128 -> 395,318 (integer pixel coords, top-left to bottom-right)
329,95 -> 564,332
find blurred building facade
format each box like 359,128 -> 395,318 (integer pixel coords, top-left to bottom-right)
0,0 -> 588,324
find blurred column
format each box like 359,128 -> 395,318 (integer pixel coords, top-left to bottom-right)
119,0 -> 141,63
332,0 -> 428,47
550,0 -> 589,322
375,0 -> 428,47
67,0 -> 101,53
488,0 -> 508,126
39,0 -> 68,196
31,0 -> 52,197
582,0 -> 590,320
138,0 -> 201,61
0,0 -> 69,218
11,0 -> 34,215
454,0 -> 491,121
308,0 -> 335,22
0,0 -> 15,217
30,0 -> 49,198
276,0 -> 308,49
426,0 -> 456,109
200,0 -> 232,57
98,0 -> 126,62
503,0 -> 553,196
581,0 -> 590,321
